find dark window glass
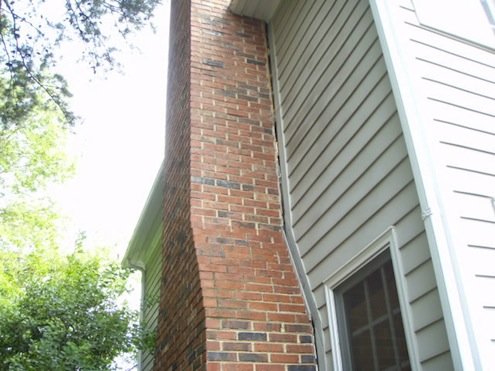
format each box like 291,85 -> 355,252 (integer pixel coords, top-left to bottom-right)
340,256 -> 410,370
344,282 -> 367,329
375,320 -> 394,369
368,269 -> 386,320
353,330 -> 374,371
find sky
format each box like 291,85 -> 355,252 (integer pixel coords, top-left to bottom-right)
52,1 -> 170,257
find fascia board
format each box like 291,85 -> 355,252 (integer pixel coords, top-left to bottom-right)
122,160 -> 165,269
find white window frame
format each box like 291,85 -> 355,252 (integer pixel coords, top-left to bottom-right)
324,227 -> 420,371
411,0 -> 495,49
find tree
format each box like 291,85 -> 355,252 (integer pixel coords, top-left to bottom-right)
1,0 -> 162,249
0,0 -> 161,126
0,75 -> 74,251
0,245 -> 142,370
0,1 -> 161,366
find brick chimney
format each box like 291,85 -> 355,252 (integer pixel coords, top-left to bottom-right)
156,1 -> 317,370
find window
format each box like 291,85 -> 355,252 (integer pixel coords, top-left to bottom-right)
324,228 -> 417,371
411,0 -> 495,49
336,252 -> 410,371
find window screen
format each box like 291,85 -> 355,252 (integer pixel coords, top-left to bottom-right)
337,253 -> 410,371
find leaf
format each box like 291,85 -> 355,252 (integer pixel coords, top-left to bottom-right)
0,246 -> 141,369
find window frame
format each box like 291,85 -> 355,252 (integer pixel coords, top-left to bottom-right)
411,0 -> 495,50
324,227 -> 419,371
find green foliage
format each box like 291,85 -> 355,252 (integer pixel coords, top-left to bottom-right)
0,0 -> 161,126
0,89 -> 74,193
0,201 -> 59,251
0,76 -> 74,251
0,247 -> 141,370
0,63 -> 75,129
0,1 -> 162,367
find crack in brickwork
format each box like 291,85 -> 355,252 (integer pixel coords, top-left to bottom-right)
156,1 -> 317,370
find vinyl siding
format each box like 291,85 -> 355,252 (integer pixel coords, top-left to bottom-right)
269,0 -> 452,368
385,0 -> 495,367
140,243 -> 161,371
123,163 -> 163,371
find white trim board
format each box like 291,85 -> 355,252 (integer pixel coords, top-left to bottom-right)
324,227 -> 420,371
368,1 -> 481,369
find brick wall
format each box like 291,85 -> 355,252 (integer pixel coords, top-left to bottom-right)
155,0 -> 206,369
157,0 -> 317,370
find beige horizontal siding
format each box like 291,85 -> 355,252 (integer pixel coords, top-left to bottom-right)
270,0 -> 452,368
395,1 -> 495,366
141,244 -> 162,371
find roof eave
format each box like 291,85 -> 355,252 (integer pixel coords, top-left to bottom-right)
229,0 -> 281,22
122,160 -> 165,269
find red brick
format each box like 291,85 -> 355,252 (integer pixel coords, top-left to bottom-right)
248,301 -> 278,312
208,341 -> 221,351
286,344 -> 316,354
155,0 -> 316,370
270,354 -> 299,363
255,365 -> 284,371
269,333 -> 298,343
253,322 -> 282,332
222,364 -> 254,371
223,342 -> 252,352
254,343 -> 284,353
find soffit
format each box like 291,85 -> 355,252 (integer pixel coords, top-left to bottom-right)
229,0 -> 281,22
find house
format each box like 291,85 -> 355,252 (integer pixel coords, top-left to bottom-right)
124,0 -> 495,370
123,161 -> 164,370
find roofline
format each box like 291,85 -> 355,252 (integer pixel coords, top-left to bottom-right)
229,0 -> 281,22
122,160 -> 165,269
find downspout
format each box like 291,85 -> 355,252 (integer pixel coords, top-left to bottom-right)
123,260 -> 146,371
266,22 -> 327,371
